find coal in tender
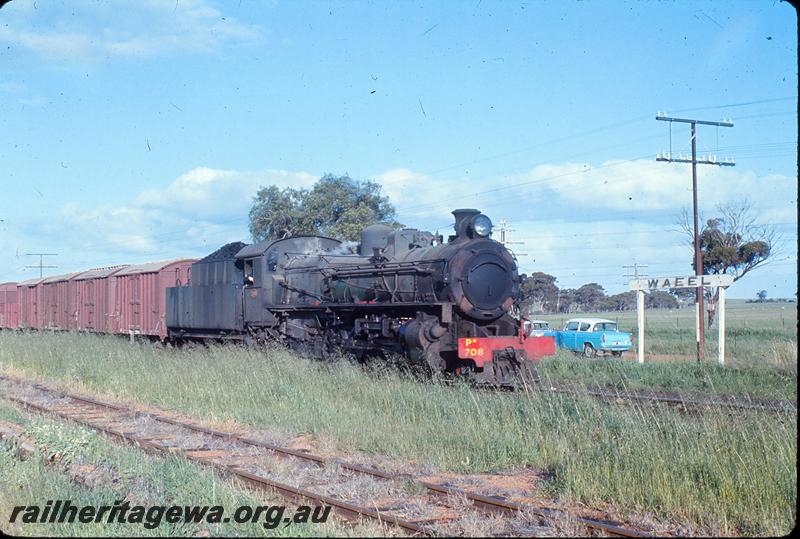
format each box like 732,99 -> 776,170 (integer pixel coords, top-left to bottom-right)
200,242 -> 248,262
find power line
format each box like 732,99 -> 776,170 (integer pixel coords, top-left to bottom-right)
423,96 -> 796,177
24,253 -> 58,279
424,115 -> 653,176
670,96 -> 797,113
733,110 -> 797,121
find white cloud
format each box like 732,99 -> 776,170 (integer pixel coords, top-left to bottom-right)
375,161 -> 797,229
136,167 -> 317,220
0,0 -> 262,60
0,28 -> 93,59
529,160 -> 797,221
1,165 -> 321,279
373,168 -> 485,224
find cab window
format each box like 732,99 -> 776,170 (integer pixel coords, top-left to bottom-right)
244,259 -> 255,286
267,251 -> 279,272
579,322 -> 591,331
565,321 -> 579,331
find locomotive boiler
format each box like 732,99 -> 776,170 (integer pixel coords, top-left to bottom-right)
166,209 -> 554,384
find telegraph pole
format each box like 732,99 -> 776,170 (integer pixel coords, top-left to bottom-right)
498,219 -> 527,257
656,113 -> 734,361
25,253 -> 58,278
623,263 -> 649,281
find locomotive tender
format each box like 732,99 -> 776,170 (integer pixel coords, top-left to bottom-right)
167,209 -> 555,384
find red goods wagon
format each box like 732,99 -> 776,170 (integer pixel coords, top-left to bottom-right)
113,259 -> 195,339
73,266 -> 129,333
0,283 -> 19,329
40,272 -> 84,330
17,277 -> 46,329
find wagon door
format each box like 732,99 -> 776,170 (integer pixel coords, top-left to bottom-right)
109,277 -> 121,333
86,280 -> 95,330
49,287 -> 58,328
131,274 -> 141,331
30,289 -> 37,327
9,290 -> 17,328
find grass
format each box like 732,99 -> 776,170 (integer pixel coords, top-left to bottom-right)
0,330 -> 796,535
538,349 -> 796,400
535,300 -> 797,364
0,400 -> 377,537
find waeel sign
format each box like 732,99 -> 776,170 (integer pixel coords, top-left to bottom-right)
629,274 -> 734,291
628,274 -> 734,366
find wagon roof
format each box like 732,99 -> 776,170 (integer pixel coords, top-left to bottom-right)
235,235 -> 341,259
41,271 -> 86,284
114,259 -> 196,276
18,277 -> 47,286
0,282 -> 18,287
72,265 -> 130,280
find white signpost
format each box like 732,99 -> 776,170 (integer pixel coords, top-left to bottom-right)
629,274 -> 734,365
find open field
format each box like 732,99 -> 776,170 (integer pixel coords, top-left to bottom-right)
536,300 -> 797,367
539,351 -> 796,400
0,330 -> 796,535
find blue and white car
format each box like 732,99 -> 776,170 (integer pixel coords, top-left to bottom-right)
556,318 -> 633,358
523,319 -> 556,337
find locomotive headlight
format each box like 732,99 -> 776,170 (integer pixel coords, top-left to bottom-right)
471,214 -> 492,237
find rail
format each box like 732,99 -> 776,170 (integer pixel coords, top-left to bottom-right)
0,374 -> 654,537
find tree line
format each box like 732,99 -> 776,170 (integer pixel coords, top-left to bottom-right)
517,272 -> 690,314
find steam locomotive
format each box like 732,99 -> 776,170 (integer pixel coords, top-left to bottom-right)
166,209 -> 555,385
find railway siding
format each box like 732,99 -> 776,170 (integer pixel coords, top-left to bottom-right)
0,374 -> 657,537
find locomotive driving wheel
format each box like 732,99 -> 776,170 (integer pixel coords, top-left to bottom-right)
318,329 -> 347,362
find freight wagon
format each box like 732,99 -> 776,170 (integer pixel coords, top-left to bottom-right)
0,283 -> 18,329
0,259 -> 196,340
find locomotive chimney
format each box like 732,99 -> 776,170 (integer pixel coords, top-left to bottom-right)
450,209 -> 480,242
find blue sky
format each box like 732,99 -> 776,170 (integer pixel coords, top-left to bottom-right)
0,0 -> 796,299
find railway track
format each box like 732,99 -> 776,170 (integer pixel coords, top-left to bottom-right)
0,374 -> 652,537
541,385 -> 797,414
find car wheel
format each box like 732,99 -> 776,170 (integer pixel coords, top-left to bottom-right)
583,343 -> 596,358
612,351 -> 623,357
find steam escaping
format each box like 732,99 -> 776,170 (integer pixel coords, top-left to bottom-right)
328,240 -> 360,256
